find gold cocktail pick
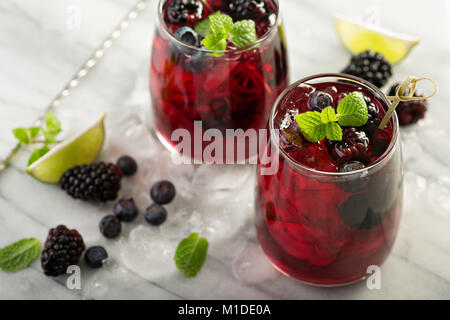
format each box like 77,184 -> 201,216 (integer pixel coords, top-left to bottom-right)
378,76 -> 437,129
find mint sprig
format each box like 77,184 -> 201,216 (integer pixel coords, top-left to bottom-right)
0,238 -> 41,272
195,11 -> 257,57
295,92 -> 369,142
12,111 -> 62,165
174,233 -> 209,278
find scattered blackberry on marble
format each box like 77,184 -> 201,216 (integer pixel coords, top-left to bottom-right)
342,50 -> 392,88
41,225 -> 85,276
388,83 -> 428,125
59,162 -> 123,202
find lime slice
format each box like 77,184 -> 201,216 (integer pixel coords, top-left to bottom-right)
27,113 -> 106,183
334,15 -> 419,64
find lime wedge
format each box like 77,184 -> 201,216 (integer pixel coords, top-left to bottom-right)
334,15 -> 419,64
27,113 -> 106,183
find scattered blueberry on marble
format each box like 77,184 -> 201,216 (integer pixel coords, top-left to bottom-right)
150,180 -> 176,205
145,204 -> 168,226
99,215 -> 122,239
113,198 -> 138,222
116,155 -> 137,176
84,246 -> 108,269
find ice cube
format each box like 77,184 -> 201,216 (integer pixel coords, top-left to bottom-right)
119,225 -> 178,281
232,243 -> 279,284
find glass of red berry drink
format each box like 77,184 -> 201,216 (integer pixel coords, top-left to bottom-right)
255,73 -> 403,286
150,0 -> 288,162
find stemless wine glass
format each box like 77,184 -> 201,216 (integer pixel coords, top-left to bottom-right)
255,74 -> 403,286
150,0 -> 288,162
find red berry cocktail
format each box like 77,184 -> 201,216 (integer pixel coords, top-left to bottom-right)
150,0 -> 288,162
255,74 -> 403,286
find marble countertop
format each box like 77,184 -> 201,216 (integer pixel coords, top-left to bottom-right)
1,0 -> 449,299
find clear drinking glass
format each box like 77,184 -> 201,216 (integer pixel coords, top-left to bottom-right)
255,74 -> 403,286
150,0 -> 289,162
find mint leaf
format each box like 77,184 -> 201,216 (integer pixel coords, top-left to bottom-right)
295,111 -> 328,142
325,122 -> 342,141
320,106 -> 337,123
0,238 -> 41,272
208,11 -> 233,34
43,111 -> 61,143
230,20 -> 257,48
13,128 -> 30,145
198,12 -> 233,57
13,127 -> 41,145
28,146 -> 50,165
195,18 -> 211,37
174,233 -> 209,278
336,92 -> 368,127
202,32 -> 228,57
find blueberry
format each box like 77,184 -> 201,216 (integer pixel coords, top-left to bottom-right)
170,27 -> 201,56
145,204 -> 167,226
150,180 -> 176,205
84,246 -> 108,269
113,198 -> 138,222
339,193 -> 388,230
339,161 -> 365,173
309,91 -> 333,111
99,215 -> 121,239
338,161 -> 368,193
185,47 -> 212,73
116,155 -> 137,176
174,27 -> 200,47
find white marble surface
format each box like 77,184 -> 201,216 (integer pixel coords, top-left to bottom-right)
0,0 -> 449,299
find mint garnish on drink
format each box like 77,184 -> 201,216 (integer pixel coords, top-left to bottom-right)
0,238 -> 41,272
195,11 -> 257,57
295,92 -> 369,142
174,233 -> 209,278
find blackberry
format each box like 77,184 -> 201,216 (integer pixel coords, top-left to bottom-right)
326,128 -> 369,164
117,155 -> 137,176
371,129 -> 391,157
84,246 -> 108,269
362,95 -> 381,136
166,0 -> 203,25
150,180 -> 176,205
228,0 -> 266,21
41,225 -> 85,277
145,204 -> 168,226
388,83 -> 428,125
342,50 -> 392,88
113,198 -> 138,222
99,215 -> 122,239
59,162 -> 123,202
